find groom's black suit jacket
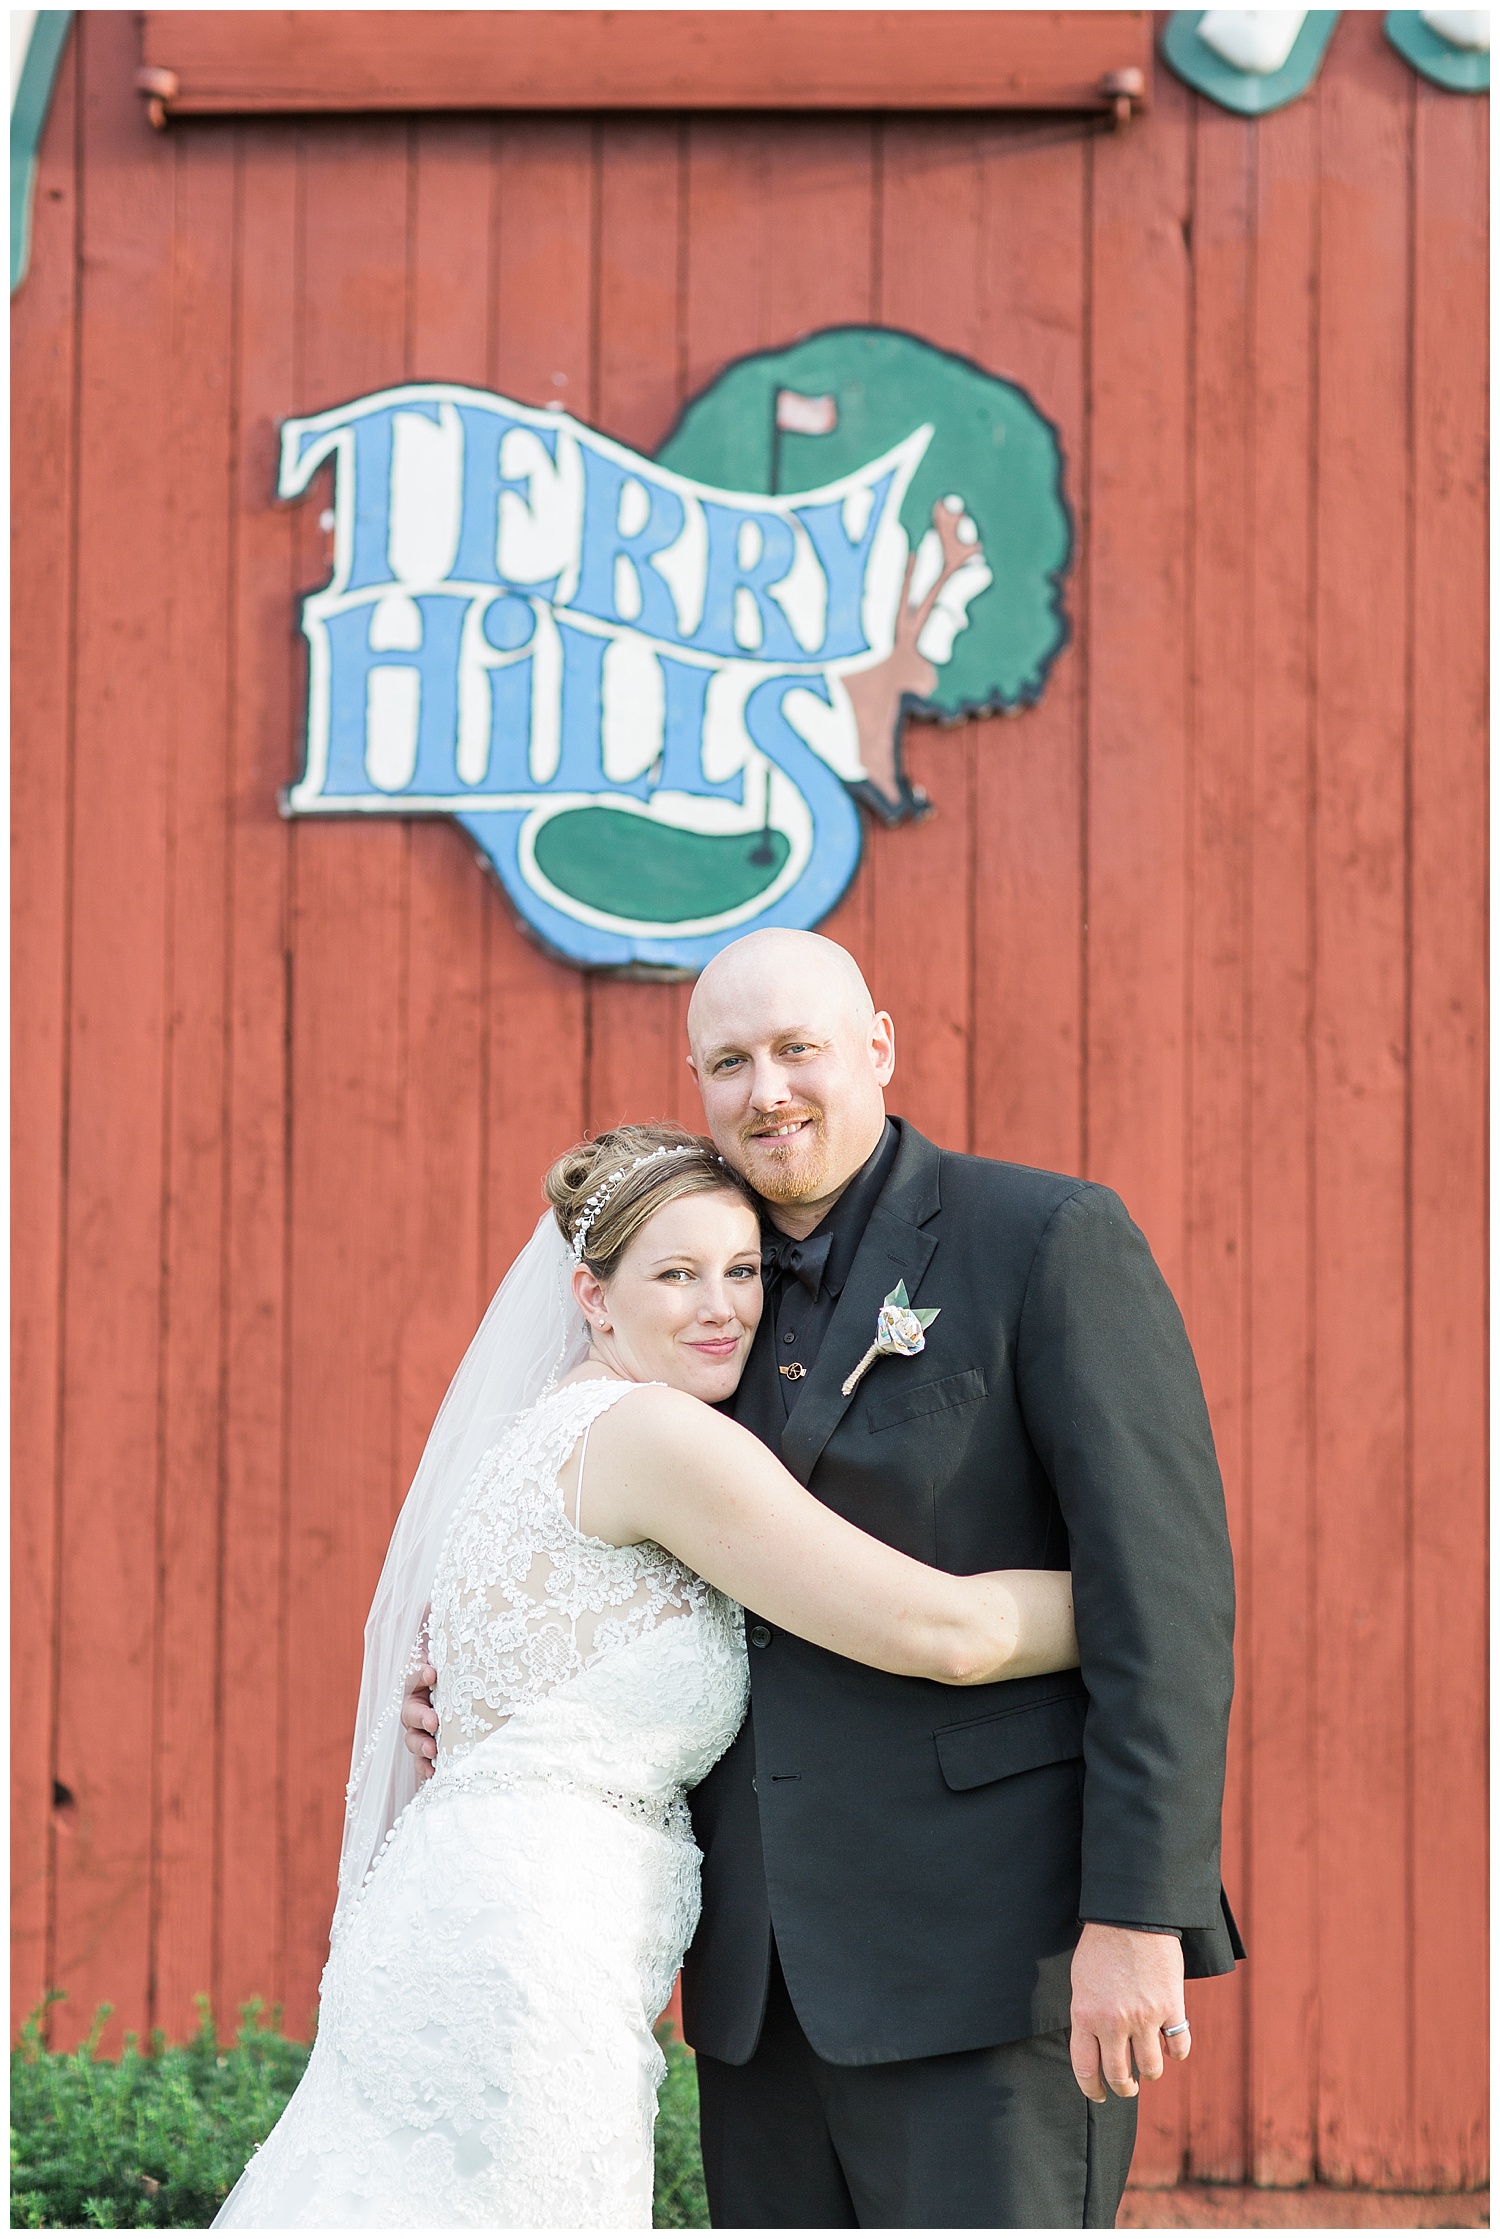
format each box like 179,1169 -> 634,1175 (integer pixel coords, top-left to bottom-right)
682,1118 -> 1242,2068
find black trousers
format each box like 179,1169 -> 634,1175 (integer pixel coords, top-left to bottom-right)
695,1946 -> 1138,2229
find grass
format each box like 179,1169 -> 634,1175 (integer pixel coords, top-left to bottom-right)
11,1996 -> 711,2230
653,2027 -> 711,2229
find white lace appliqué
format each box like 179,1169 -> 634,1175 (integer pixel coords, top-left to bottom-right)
429,1378 -> 712,1754
214,1376 -> 748,2232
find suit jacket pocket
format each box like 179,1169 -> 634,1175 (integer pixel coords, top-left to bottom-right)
865,1365 -> 987,1434
934,1690 -> 1087,1793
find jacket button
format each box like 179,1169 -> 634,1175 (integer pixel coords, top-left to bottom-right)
749,1624 -> 772,1649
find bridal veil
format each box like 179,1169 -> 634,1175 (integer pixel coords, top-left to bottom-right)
336,1213 -> 589,1925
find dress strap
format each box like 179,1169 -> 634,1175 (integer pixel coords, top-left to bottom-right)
574,1416 -> 593,1535
554,1375 -> 653,1540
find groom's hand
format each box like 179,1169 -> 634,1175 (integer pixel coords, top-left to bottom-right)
1069,1924 -> 1189,2102
400,1662 -> 439,1782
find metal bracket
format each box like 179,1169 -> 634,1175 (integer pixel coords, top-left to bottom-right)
134,65 -> 179,130
1099,67 -> 1147,126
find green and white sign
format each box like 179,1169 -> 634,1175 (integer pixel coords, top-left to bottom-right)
279,326 -> 1071,972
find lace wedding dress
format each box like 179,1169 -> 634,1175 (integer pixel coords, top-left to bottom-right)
215,1377 -> 748,2229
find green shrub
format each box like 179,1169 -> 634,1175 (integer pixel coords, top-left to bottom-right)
12,1996 -> 711,2230
10,1995 -> 310,2229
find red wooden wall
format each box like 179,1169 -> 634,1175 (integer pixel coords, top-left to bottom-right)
12,9 -> 1486,2191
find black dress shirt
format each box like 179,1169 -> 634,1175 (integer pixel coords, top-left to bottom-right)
760,1121 -> 900,1417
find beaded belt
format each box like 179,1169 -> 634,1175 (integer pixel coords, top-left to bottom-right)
427,1755 -> 696,1846
334,1756 -> 695,1944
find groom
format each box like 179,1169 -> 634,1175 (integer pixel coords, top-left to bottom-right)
406,927 -> 1241,2228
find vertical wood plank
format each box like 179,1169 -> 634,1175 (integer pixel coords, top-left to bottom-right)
1085,73 -> 1193,1296
1407,78 -> 1488,2194
1086,65 -> 1195,2186
866,120 -> 976,1152
1217,91 -> 1325,2185
483,922 -> 592,1281
587,119 -> 697,1131
586,978 -> 701,1138
396,829 -> 487,1476
679,113 -> 880,1148
1244,86 -> 1320,2190
1182,96 -> 1254,2186
150,119 -> 238,2046
763,115 -> 878,339
410,114 -> 495,387
10,23 -> 79,2041
483,117 -> 593,1275
760,115 -> 880,995
595,116 -> 683,453
683,116 -> 771,406
854,738 -> 974,1150
492,116 -> 595,416
969,119 -> 1087,1178
1312,12 -> 1413,2186
675,116 -> 772,1169
48,11 -> 177,2053
674,117 -> 778,1165
680,105 -> 882,1025
215,119 -> 299,2034
396,119 -> 493,1488
279,119 -> 414,2031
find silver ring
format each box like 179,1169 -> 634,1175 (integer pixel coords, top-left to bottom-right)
1163,2021 -> 1190,2038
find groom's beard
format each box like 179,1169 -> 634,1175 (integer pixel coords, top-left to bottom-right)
734,1105 -> 831,1203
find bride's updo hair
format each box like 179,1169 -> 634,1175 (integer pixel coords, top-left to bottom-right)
545,1121 -> 758,1282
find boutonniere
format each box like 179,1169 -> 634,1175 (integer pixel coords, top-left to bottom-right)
841,1282 -> 940,1397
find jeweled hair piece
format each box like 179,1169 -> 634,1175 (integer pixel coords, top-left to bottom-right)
569,1143 -> 706,1261
545,1123 -> 752,1281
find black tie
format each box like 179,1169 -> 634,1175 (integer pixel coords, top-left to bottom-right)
761,1231 -> 833,1299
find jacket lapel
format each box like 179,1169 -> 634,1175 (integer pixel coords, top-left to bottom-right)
779,1121 -> 942,1487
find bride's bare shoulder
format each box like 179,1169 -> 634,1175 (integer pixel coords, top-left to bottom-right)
611,1380 -> 713,1430
595,1381 -> 746,1458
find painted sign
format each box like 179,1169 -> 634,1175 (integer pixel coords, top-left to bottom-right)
279,327 -> 1070,971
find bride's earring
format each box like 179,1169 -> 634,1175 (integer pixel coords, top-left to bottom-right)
597,1318 -> 612,1333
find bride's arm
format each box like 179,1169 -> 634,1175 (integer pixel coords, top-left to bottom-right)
582,1386 -> 1077,1687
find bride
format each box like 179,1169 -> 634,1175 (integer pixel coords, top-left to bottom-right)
215,1123 -> 1080,2229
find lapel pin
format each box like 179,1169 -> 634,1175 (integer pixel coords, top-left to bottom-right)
841,1282 -> 940,1398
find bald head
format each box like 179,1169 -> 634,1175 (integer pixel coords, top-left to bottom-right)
687,929 -> 875,1053
686,930 -> 895,1234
